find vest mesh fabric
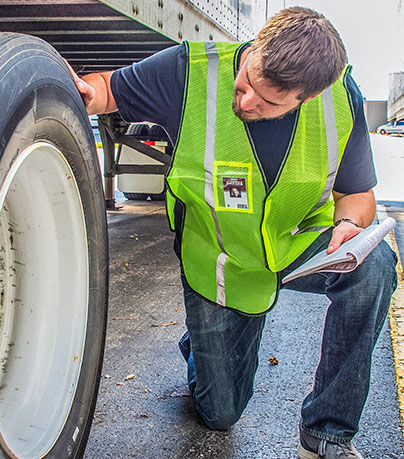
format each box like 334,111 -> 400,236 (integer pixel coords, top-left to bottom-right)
262,71 -> 354,271
166,42 -> 354,315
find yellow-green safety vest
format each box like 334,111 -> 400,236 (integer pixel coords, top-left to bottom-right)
166,41 -> 354,315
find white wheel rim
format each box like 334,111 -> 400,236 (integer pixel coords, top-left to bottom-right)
0,142 -> 88,458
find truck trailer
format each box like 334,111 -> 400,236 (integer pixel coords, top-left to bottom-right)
0,1 -> 268,457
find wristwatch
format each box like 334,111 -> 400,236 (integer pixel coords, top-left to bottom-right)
334,218 -> 360,228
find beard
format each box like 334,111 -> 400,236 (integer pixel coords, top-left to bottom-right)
231,94 -> 302,122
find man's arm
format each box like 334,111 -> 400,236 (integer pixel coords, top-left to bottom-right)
64,60 -> 117,115
326,189 -> 376,254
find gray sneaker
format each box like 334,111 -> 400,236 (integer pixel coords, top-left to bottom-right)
297,439 -> 363,458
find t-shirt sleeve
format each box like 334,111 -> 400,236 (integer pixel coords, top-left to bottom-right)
333,73 -> 377,194
110,43 -> 187,145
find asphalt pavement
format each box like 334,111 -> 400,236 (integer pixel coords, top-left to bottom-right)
84,197 -> 403,458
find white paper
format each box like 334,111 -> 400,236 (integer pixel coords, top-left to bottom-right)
282,217 -> 396,284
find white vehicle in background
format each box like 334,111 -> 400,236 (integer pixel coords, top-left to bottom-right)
376,120 -> 404,135
117,123 -> 170,201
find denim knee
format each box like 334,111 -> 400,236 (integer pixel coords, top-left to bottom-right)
193,388 -> 250,430
198,409 -> 242,431
364,240 -> 398,290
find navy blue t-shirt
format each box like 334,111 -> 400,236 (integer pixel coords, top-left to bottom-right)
111,43 -> 376,194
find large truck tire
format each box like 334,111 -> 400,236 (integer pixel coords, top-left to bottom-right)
0,33 -> 108,458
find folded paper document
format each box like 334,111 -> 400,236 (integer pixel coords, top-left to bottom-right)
282,217 -> 396,284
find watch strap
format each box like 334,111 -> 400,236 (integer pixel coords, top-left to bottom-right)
334,218 -> 360,228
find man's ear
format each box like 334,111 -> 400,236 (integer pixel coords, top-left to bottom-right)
302,92 -> 321,104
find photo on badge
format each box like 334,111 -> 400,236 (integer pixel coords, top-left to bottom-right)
223,177 -> 249,210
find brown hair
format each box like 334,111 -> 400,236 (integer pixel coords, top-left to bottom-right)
250,7 -> 347,100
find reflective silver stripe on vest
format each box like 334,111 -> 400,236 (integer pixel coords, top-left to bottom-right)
203,42 -> 218,208
203,41 -> 229,305
291,225 -> 331,236
216,252 -> 228,305
308,86 -> 339,215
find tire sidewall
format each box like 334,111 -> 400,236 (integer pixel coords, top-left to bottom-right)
0,33 -> 108,459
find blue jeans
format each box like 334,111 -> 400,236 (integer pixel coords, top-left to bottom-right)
180,228 -> 398,441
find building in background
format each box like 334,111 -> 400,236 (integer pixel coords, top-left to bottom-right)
388,72 -> 404,121
364,100 -> 387,131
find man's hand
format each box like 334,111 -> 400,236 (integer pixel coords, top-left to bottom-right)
64,60 -> 97,112
326,221 -> 362,254
64,59 -> 116,115
327,189 -> 376,254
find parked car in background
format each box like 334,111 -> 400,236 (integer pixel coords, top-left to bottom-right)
376,120 -> 404,135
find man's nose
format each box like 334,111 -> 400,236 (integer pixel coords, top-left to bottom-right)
239,89 -> 259,112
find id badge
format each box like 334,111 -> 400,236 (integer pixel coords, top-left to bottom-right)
222,177 -> 249,210
213,161 -> 253,213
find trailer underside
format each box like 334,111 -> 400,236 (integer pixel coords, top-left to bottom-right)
0,0 -> 178,74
